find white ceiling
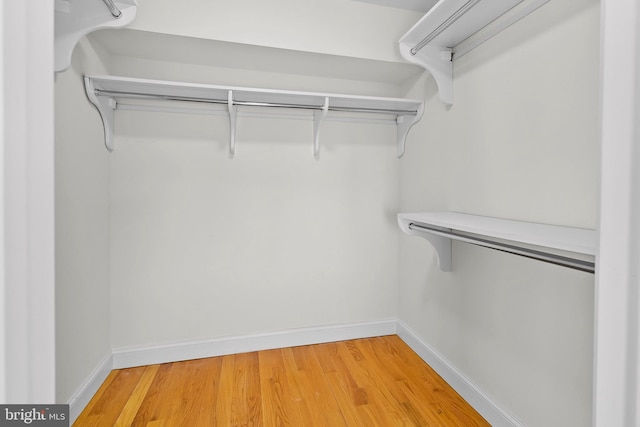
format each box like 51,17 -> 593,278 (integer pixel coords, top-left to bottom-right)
351,0 -> 438,13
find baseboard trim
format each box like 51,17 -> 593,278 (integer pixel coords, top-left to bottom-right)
112,319 -> 398,369
396,321 -> 524,427
67,352 -> 112,425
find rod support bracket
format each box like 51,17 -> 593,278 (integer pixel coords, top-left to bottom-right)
228,90 -> 238,158
398,217 -> 453,271
84,76 -> 117,151
396,102 -> 424,158
313,97 -> 329,159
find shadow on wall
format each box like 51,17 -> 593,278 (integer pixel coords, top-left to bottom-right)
453,0 -> 600,79
111,107 -> 397,158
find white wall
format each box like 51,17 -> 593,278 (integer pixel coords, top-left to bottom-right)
55,38 -> 113,403
105,56 -> 402,350
399,0 -> 600,426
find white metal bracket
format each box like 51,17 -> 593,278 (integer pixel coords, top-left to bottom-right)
55,0 -> 137,72
313,97 -> 329,159
397,216 -> 453,272
396,102 -> 425,158
419,233 -> 453,272
84,76 -> 117,151
399,44 -> 453,105
228,90 -> 238,159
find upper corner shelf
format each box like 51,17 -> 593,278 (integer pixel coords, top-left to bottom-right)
83,75 -> 424,158
399,0 -> 550,105
398,211 -> 596,273
55,0 -> 137,72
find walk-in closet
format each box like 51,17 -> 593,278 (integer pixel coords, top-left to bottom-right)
7,0 -> 639,426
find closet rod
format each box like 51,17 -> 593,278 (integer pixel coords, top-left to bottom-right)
407,223 -> 595,273
410,0 -> 482,56
92,89 -> 420,116
117,102 -> 399,125
101,0 -> 122,18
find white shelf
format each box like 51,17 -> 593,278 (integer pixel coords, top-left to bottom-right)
399,0 -> 549,105
55,0 -> 137,72
84,75 -> 424,158
398,211 -> 596,273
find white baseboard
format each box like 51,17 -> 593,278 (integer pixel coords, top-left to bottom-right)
112,319 -> 398,369
396,320 -> 524,427
67,352 -> 113,425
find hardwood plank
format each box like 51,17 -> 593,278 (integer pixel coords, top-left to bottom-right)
347,338 -> 429,426
288,345 -> 347,427
259,348 -> 307,426
334,340 -> 411,427
312,341 -> 381,426
178,357 -> 224,426
371,336 -> 490,427
114,365 -> 159,427
129,363 -> 174,426
358,337 -> 457,426
75,414 -> 105,427
73,336 -> 488,427
227,352 -> 262,427
212,355 -> 235,426
76,371 -> 118,418
281,347 -> 323,427
74,366 -> 146,426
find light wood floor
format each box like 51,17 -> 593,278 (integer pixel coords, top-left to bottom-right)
74,335 -> 489,426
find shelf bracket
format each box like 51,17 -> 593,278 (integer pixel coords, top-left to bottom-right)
55,0 -> 137,72
398,0 -> 551,105
421,233 -> 453,272
84,76 -> 117,151
396,102 -> 425,158
313,97 -> 329,159
398,217 -> 452,271
228,90 -> 238,159
399,44 -> 453,106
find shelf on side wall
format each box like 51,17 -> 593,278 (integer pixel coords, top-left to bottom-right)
398,0 -> 550,105
398,211 -> 596,273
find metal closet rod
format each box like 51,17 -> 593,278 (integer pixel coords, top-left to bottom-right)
101,0 -> 122,18
407,223 -> 595,274
410,0 -> 549,60
410,0 -> 483,56
92,89 -> 420,116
